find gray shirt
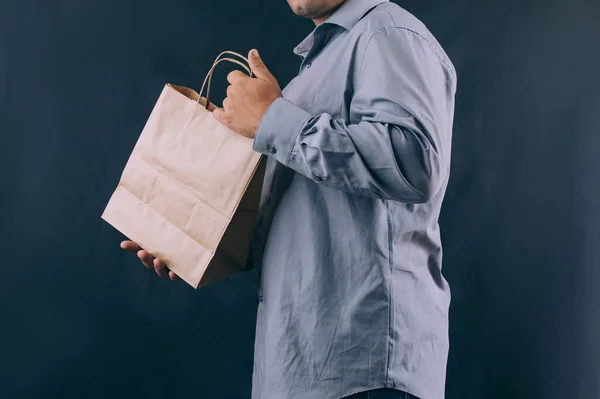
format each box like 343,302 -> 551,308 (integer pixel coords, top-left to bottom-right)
249,1 -> 457,398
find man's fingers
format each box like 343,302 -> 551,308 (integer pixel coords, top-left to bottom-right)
121,240 -> 140,253
153,258 -> 169,278
213,107 -> 233,129
137,250 -> 154,269
227,70 -> 247,85
226,84 -> 235,98
121,242 -> 176,280
222,97 -> 232,111
213,107 -> 224,121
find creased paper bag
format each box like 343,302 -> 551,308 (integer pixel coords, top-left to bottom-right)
102,51 -> 265,288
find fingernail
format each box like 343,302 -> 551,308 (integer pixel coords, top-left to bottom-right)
251,49 -> 258,57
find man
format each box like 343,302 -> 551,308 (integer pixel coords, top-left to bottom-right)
122,0 -> 456,398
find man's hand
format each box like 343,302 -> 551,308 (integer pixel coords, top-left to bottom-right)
213,49 -> 282,138
120,241 -> 179,281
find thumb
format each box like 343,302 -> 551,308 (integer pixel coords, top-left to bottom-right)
248,49 -> 274,82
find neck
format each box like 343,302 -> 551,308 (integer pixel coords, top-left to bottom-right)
311,0 -> 347,26
312,16 -> 329,26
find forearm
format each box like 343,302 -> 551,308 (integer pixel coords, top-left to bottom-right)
253,97 -> 443,203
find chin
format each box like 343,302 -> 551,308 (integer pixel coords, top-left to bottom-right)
287,0 -> 307,16
287,0 -> 320,18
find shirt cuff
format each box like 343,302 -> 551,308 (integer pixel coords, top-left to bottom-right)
253,97 -> 312,166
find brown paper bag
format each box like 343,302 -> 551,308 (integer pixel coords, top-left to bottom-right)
102,51 -> 265,288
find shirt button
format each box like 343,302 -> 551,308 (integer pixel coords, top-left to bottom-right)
314,176 -> 323,182
305,62 -> 312,68
267,145 -> 277,154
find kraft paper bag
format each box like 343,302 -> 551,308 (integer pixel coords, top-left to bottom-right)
102,51 -> 265,288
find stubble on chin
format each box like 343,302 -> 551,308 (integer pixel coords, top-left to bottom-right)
289,0 -> 336,19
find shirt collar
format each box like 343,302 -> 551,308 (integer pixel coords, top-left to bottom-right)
324,0 -> 389,31
293,0 -> 389,56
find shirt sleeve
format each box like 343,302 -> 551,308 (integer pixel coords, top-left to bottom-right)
252,27 -> 456,203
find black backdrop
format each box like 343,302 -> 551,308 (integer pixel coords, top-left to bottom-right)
1,0 -> 599,398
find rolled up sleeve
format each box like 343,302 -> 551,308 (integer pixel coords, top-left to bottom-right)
254,27 -> 455,203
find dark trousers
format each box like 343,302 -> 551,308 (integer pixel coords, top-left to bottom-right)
345,388 -> 418,399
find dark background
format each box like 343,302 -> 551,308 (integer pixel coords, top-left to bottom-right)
1,0 -> 599,398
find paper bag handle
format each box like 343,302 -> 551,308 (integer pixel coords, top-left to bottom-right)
198,51 -> 253,110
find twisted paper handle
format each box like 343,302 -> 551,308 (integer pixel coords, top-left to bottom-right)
197,51 -> 252,110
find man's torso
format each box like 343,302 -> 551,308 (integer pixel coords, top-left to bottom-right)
250,2 -> 456,399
